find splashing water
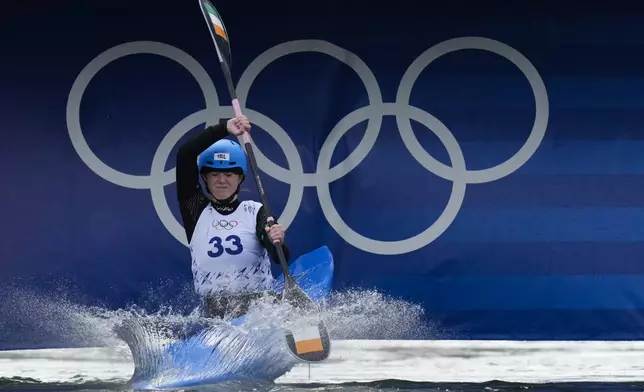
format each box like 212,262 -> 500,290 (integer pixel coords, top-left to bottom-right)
0,282 -> 438,389
111,297 -> 308,389
321,289 -> 437,339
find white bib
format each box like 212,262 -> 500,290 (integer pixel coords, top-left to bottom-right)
189,200 -> 273,296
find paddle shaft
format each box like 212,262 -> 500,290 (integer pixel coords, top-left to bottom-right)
219,60 -> 295,286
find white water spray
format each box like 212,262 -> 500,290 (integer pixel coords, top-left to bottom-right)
0,283 -> 438,388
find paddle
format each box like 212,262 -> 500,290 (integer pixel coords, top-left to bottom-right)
197,0 -> 331,362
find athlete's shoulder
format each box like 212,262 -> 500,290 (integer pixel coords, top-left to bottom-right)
239,200 -> 263,216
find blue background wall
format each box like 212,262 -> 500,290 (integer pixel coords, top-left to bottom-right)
2,0 -> 644,346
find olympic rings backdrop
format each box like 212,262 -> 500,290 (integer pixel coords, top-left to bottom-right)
3,0 -> 644,347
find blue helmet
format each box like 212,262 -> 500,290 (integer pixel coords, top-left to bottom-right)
197,139 -> 248,175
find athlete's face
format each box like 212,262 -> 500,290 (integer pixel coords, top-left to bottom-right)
205,171 -> 242,200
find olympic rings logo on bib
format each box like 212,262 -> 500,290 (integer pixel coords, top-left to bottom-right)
213,220 -> 239,230
66,37 -> 549,256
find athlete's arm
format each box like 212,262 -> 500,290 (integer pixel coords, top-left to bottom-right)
175,120 -> 229,243
255,206 -> 291,264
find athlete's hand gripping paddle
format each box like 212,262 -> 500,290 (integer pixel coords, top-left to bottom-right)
197,0 -> 330,363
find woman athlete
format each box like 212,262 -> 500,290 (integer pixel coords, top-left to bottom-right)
175,115 -> 290,319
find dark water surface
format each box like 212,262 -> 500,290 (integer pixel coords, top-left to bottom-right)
2,378 -> 644,392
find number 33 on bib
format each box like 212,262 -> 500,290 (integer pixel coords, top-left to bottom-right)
207,234 -> 243,257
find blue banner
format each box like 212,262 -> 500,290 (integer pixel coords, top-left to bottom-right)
2,1 -> 644,346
